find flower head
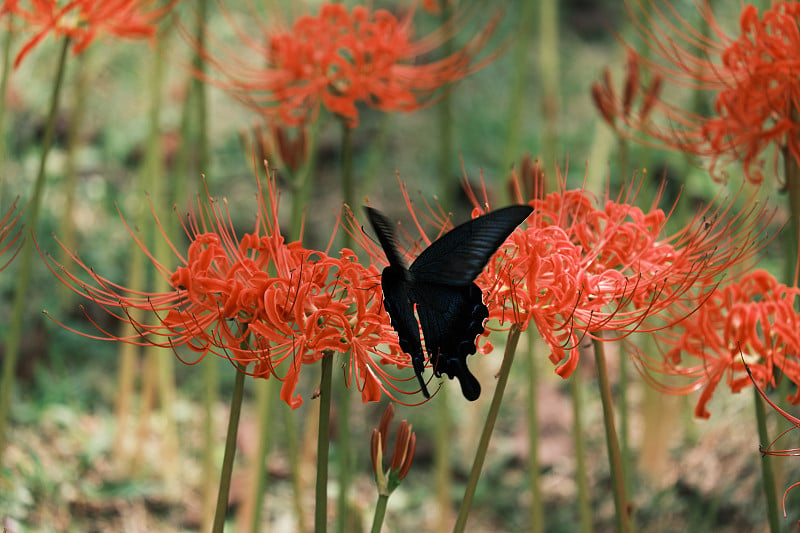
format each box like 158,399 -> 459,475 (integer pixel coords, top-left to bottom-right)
2,0 -> 174,67
634,269 -> 800,419
42,163 -> 414,408
594,1 -> 800,184
473,161 -> 772,378
198,2 -> 499,127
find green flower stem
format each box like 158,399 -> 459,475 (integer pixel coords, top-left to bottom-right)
453,325 -> 522,533
212,366 -> 247,533
0,37 -> 70,458
249,378 -> 276,532
284,407 -> 308,533
783,109 -> 800,284
316,352 -> 334,533
434,386 -> 451,531
337,121 -> 353,532
570,371 -> 593,533
539,0 -> 560,179
501,0 -> 536,185
527,331 -> 544,533
754,388 -> 781,533
592,337 -> 630,533
436,6 -> 455,528
0,16 -> 14,193
370,493 -> 389,533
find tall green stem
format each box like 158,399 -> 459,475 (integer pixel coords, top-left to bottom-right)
539,0 -> 560,180
453,326 -> 522,533
315,352 -> 334,533
501,0 -> 536,185
592,337 -> 630,533
527,331 -> 544,533
754,388 -> 781,533
570,372 -> 593,533
212,367 -> 247,533
0,37 -> 70,458
370,494 -> 389,533
336,121 -> 353,532
0,16 -> 14,192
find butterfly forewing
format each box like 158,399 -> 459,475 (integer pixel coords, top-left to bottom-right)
365,207 -> 408,269
410,205 -> 533,286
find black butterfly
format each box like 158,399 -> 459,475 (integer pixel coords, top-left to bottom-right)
365,204 -> 533,401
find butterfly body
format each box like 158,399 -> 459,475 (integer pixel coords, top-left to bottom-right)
365,205 -> 532,400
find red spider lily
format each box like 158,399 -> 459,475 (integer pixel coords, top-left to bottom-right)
594,1 -> 800,185
0,198 -> 24,271
196,2 -> 499,128
1,0 -> 175,67
41,165 -> 414,409
472,160 -> 773,378
633,269 -> 800,419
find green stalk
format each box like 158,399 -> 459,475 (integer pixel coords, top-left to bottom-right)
54,50 -> 89,316
453,325 -> 522,533
434,386 -> 451,531
783,111 -> 800,285
0,37 -> 70,458
142,28 -> 179,492
336,121 -> 353,532
436,6 -> 456,529
185,0 -> 215,526
754,388 -> 781,533
527,330 -> 544,533
249,377 -> 276,532
0,16 -> 14,193
538,0 -> 560,180
500,0 -> 536,185
212,367 -> 247,533
315,352 -> 334,533
592,336 -> 630,533
284,407 -> 308,533
570,371 -> 593,533
369,494 -> 389,533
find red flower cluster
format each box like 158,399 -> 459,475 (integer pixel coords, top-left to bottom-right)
594,1 -> 800,184
472,162 -> 771,378
43,166 -> 413,408
1,0 -> 173,67
200,2 -> 498,127
635,269 -> 800,419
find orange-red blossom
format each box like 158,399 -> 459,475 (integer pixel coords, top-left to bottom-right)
1,0 -> 174,67
199,2 -> 498,128
473,162 -> 771,378
42,166 -> 414,409
635,269 -> 800,419
594,1 -> 800,185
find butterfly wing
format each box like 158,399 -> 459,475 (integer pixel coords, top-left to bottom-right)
380,266 -> 431,397
365,206 -> 407,269
409,281 -> 489,401
410,205 -> 533,285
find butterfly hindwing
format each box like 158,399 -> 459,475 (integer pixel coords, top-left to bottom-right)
410,205 -> 533,286
409,281 -> 488,401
